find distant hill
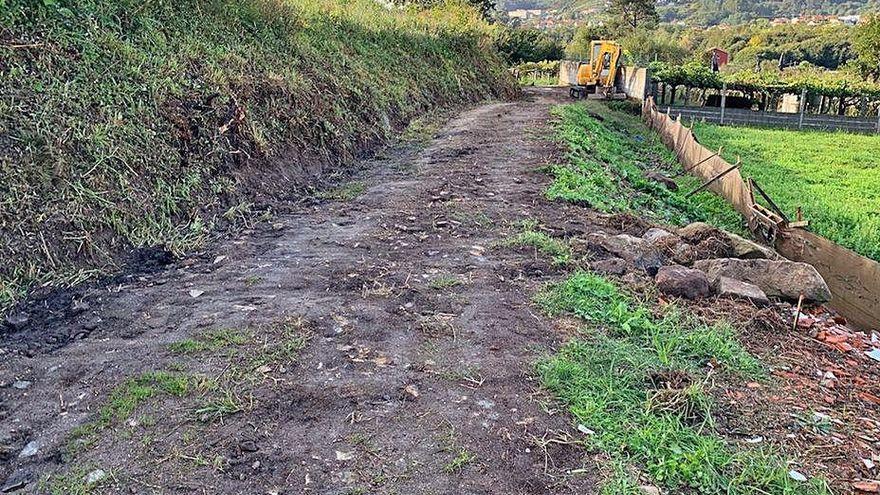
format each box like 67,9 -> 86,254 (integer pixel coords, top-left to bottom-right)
499,0 -> 876,24
659,0 -> 875,25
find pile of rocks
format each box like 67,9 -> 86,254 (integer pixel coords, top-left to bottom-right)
585,221 -> 831,306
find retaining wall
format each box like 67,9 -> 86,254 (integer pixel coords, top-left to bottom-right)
617,66 -> 650,101
558,61 -> 579,86
642,96 -> 880,329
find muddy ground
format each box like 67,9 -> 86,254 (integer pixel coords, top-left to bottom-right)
1,88 -> 610,494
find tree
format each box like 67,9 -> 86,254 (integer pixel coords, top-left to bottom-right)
566,24 -> 611,59
607,0 -> 659,34
854,14 -> 880,81
494,27 -> 565,64
392,0 -> 496,20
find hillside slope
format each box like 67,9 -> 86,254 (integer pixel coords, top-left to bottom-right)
0,0 -> 516,313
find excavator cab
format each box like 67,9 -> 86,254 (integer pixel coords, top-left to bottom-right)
570,40 -> 625,100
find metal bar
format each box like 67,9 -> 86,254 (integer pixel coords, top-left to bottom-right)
686,158 -> 740,198
751,178 -> 790,224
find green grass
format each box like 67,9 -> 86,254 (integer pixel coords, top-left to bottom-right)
536,272 -> 830,494
167,328 -> 249,355
315,181 -> 366,201
691,122 -> 880,261
0,0 -> 515,315
444,448 -> 476,473
501,219 -> 571,265
428,275 -> 464,290
67,371 -> 193,455
548,102 -> 745,235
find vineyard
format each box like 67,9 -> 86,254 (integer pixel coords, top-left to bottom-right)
650,61 -> 880,114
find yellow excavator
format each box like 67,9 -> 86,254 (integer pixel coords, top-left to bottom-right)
569,40 -> 626,100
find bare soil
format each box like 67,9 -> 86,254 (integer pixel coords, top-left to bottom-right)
0,88 -> 605,494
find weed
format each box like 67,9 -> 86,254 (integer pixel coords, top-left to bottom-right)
67,371 -> 192,455
167,328 -> 249,355
316,182 -> 366,201
444,448 -> 476,473
429,275 -> 463,290
548,103 -> 745,235
501,219 -> 571,265
536,272 -> 825,494
196,389 -> 245,423
41,465 -> 109,495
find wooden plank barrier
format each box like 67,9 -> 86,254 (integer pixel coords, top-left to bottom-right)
642,96 -> 880,330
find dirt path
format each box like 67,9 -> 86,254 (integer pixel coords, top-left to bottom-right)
1,88 -> 605,494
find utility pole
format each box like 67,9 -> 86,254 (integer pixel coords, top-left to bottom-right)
720,82 -> 727,125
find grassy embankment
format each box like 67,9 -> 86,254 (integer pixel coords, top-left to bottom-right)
546,101 -> 744,233
529,102 -> 832,492
691,123 -> 880,261
0,0 -> 515,314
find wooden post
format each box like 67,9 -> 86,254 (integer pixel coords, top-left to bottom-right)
720,82 -> 727,125
798,88 -> 807,130
876,104 -> 880,133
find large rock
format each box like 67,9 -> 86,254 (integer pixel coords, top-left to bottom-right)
715,276 -> 770,305
586,232 -> 665,275
694,258 -> 831,303
727,232 -> 779,260
679,221 -> 779,260
677,222 -> 719,241
590,257 -> 629,276
655,265 -> 711,299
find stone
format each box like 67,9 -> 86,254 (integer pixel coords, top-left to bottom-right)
11,381 -> 31,390
3,313 -> 28,331
714,276 -> 769,305
672,243 -> 698,266
586,232 -> 665,275
17,440 -> 39,459
655,265 -> 711,299
645,171 -> 678,191
677,222 -> 718,241
85,469 -> 106,485
639,486 -> 662,495
694,258 -> 831,303
1,470 -> 32,493
404,384 -> 420,400
679,221 -> 779,260
590,257 -> 628,276
642,227 -> 676,244
727,232 -> 779,260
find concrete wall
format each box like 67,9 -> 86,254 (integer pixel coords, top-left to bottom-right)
558,61 -> 579,86
617,66 -> 650,100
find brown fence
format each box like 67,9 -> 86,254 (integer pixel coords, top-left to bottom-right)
642,96 -> 880,330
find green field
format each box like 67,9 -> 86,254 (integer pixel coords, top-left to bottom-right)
691,123 -> 880,261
